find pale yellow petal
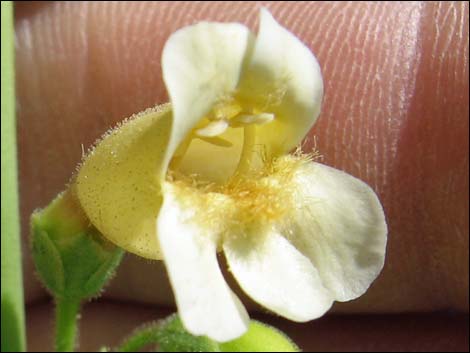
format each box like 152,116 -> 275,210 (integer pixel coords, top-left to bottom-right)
176,126 -> 244,183
224,231 -> 333,321
157,183 -> 249,342
288,162 -> 388,301
162,21 -> 254,170
237,8 -> 323,157
75,105 -> 172,260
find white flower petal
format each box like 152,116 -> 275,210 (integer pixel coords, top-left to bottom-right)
157,184 -> 249,342
289,162 -> 388,302
162,21 -> 254,168
237,8 -> 324,157
224,231 -> 333,322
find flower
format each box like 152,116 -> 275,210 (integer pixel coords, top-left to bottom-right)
75,9 -> 387,342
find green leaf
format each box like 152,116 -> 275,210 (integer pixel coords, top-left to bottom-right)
1,2 -> 27,351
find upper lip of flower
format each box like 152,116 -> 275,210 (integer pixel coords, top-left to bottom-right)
74,8 -> 388,343
160,8 -> 324,182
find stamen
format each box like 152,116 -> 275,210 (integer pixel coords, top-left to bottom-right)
170,137 -> 193,169
230,113 -> 274,127
213,102 -> 242,120
234,125 -> 256,175
195,119 -> 229,137
196,135 -> 233,147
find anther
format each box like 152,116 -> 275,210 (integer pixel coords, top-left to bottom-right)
230,113 -> 274,127
196,135 -> 233,147
195,119 -> 229,137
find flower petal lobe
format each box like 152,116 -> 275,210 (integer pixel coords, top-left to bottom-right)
224,231 -> 333,322
289,162 -> 388,302
157,184 -> 249,342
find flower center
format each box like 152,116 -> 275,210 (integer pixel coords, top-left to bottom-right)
166,153 -> 314,243
170,99 -> 276,182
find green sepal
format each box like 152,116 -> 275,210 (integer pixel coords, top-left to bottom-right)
31,189 -> 124,300
31,229 -> 65,295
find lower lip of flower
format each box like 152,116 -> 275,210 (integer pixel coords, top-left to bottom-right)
165,151 -> 318,244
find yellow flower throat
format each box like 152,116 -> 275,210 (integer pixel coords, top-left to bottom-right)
167,98 -> 317,240
170,99 -> 274,176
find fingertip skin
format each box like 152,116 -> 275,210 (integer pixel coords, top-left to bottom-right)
15,2 -> 468,311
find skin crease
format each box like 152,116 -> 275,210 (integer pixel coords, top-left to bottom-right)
15,0 -> 468,318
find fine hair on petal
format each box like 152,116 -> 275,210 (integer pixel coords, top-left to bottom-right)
166,146 -> 320,245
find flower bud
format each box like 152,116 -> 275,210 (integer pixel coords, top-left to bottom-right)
154,315 -> 299,352
31,188 -> 123,300
220,320 -> 299,352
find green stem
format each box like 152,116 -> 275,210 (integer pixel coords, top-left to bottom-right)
55,298 -> 81,352
1,2 -> 27,352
